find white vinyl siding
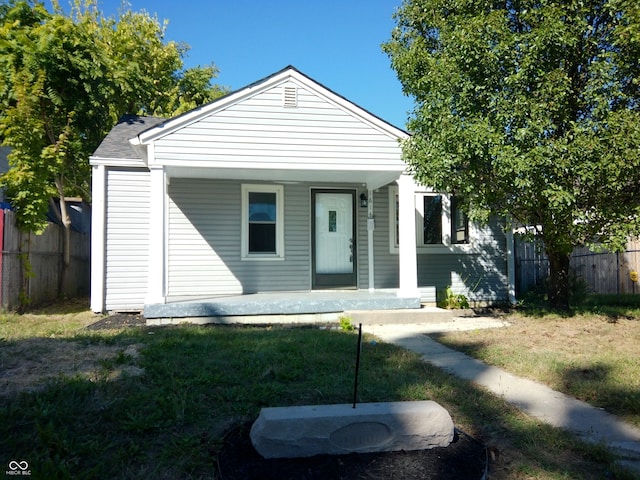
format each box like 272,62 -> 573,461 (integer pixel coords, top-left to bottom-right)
153,82 -> 402,169
104,168 -> 150,311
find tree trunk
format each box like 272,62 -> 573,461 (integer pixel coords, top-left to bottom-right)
58,195 -> 71,298
52,176 -> 72,299
547,250 -> 571,310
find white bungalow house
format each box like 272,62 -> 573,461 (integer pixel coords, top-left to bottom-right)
90,66 -> 514,318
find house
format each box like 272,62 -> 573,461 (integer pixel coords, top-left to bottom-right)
90,66 -> 514,319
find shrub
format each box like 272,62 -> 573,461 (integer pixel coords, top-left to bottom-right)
437,286 -> 470,309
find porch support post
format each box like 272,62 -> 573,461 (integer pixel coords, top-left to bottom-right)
367,187 -> 375,291
146,165 -> 167,305
397,175 -> 419,298
90,164 -> 106,313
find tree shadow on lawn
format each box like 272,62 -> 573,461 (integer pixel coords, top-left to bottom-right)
0,324 -> 623,479
429,333 -> 640,432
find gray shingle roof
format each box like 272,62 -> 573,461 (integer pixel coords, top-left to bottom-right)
92,115 -> 166,159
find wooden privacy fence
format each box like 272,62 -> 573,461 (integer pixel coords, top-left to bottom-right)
515,235 -> 640,296
0,209 -> 90,310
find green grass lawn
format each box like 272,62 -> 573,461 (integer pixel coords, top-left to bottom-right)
0,303 -> 634,479
435,297 -> 640,430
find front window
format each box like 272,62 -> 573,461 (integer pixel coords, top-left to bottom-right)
241,184 -> 284,260
248,192 -> 277,253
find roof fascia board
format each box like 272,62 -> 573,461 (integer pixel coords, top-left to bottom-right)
89,155 -> 147,168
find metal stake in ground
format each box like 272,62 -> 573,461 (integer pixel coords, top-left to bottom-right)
352,323 -> 363,408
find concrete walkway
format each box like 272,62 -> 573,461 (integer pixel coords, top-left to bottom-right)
362,319 -> 640,475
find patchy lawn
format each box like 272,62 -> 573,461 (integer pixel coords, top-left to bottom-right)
433,310 -> 640,429
0,300 -> 634,479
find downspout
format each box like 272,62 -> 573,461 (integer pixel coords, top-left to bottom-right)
367,188 -> 375,291
506,219 -> 517,305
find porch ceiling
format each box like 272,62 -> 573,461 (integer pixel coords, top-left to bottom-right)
164,165 -> 404,190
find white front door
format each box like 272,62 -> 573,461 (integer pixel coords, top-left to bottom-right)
312,190 -> 356,289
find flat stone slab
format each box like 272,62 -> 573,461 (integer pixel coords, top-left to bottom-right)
250,400 -> 454,459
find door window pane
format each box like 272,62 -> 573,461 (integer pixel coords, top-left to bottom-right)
328,210 -> 337,232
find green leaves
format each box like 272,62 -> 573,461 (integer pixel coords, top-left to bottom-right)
0,0 -> 227,232
385,0 -> 640,308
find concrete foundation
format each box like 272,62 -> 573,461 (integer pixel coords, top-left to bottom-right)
250,401 -> 454,459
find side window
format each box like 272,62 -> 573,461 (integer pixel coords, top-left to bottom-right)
241,185 -> 284,260
389,186 -> 471,252
451,196 -> 469,244
422,195 -> 443,245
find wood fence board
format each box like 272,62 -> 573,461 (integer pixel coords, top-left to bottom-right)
515,234 -> 640,296
1,209 -> 90,309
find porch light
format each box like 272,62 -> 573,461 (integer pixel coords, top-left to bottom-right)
359,193 -> 368,208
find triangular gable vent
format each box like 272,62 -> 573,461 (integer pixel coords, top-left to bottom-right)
282,86 -> 297,107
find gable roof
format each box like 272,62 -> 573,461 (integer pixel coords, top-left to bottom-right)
90,66 -> 409,189
132,65 -> 408,146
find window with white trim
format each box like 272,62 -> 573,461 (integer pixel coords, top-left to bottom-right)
451,196 -> 469,244
241,184 -> 284,260
389,186 -> 470,252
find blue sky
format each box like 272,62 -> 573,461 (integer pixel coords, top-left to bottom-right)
54,0 -> 414,129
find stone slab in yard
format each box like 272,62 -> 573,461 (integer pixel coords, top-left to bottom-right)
250,400 -> 454,459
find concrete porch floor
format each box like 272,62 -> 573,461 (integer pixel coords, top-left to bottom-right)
143,290 -> 428,325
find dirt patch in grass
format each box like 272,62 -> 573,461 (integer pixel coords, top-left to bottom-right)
0,338 -> 145,396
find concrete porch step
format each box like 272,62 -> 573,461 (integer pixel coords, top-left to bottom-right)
345,307 -> 455,325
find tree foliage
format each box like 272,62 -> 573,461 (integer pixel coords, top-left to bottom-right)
0,0 -> 226,300
0,0 -> 226,233
384,0 -> 640,309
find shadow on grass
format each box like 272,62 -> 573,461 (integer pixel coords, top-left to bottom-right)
515,293 -> 640,321
0,324 -> 627,479
23,296 -> 91,315
429,332 -> 640,431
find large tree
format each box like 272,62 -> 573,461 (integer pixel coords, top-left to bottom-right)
384,0 -> 640,310
0,0 -> 226,298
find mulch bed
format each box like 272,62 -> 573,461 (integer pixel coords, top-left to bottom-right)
85,313 -> 146,330
217,422 -> 488,480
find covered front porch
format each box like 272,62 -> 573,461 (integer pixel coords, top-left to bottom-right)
143,289 -> 432,323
